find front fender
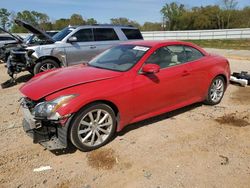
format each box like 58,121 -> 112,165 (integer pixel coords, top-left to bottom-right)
28,45 -> 67,66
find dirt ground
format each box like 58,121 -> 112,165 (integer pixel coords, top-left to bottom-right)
0,48 -> 250,188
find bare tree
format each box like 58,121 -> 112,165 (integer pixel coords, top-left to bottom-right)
220,0 -> 238,28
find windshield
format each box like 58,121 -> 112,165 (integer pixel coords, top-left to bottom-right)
88,45 -> 150,72
23,34 -> 32,43
52,27 -> 75,41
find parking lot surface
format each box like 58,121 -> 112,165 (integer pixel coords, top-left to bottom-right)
0,48 -> 250,188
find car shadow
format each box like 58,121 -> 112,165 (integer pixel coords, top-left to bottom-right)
117,102 -> 203,137
1,74 -> 33,89
49,142 -> 77,156
49,102 -> 203,155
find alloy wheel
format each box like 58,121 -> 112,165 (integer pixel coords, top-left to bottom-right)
39,63 -> 56,72
209,78 -> 224,103
77,109 -> 113,147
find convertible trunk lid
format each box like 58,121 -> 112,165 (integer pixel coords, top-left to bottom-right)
20,65 -> 123,101
15,19 -> 55,44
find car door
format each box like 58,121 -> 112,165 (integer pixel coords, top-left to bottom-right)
132,45 -> 195,118
183,45 -> 208,99
64,28 -> 97,65
92,28 -> 121,55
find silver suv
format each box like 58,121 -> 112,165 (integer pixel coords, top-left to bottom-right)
11,20 -> 143,75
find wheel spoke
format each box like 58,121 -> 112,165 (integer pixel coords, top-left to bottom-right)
80,120 -> 91,127
98,113 -> 109,124
95,130 -> 103,143
82,131 -> 92,142
98,121 -> 112,128
90,131 -> 96,145
88,112 -> 94,122
211,92 -> 215,99
78,128 -> 91,135
212,92 -> 217,100
40,66 -> 47,71
97,127 -> 109,135
96,110 -> 101,122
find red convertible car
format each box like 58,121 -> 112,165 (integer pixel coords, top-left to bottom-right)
20,40 -> 230,151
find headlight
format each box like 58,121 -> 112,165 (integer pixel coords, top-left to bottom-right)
33,94 -> 77,120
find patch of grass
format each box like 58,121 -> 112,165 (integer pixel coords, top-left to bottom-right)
184,39 -> 250,50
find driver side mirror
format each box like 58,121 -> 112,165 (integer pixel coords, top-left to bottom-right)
142,64 -> 160,74
68,36 -> 77,43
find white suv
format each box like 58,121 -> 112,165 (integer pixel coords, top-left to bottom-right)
12,20 -> 143,74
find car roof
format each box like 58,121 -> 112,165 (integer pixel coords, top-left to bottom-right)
68,24 -> 138,29
121,40 -> 208,55
122,40 -> 193,47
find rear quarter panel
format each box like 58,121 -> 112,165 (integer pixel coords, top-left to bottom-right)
190,54 -> 230,101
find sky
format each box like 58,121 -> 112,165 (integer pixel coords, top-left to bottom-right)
0,0 -> 249,24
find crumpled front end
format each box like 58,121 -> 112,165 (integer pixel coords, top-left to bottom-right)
7,48 -> 35,78
20,97 -> 71,150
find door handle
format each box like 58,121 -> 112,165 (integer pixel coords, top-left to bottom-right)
90,45 -> 96,49
182,70 -> 190,76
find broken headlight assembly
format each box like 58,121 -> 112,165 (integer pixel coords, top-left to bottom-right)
33,94 -> 77,120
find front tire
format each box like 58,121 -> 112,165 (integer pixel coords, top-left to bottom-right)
33,59 -> 59,74
70,104 -> 117,151
204,76 -> 226,105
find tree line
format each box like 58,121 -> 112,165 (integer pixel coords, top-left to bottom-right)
161,0 -> 250,30
0,0 -> 249,33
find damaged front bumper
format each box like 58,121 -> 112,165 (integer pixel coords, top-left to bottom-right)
21,102 -> 71,150
7,48 -> 35,78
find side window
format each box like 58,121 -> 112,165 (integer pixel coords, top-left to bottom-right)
0,36 -> 14,41
184,46 -> 204,62
72,29 -> 93,42
145,45 -> 185,69
122,29 -> 143,40
93,28 -> 119,41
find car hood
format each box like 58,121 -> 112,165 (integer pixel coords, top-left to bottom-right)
0,27 -> 23,43
15,19 -> 55,44
20,65 -> 123,101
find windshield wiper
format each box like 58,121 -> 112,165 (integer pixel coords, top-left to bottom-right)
89,64 -> 107,70
88,64 -> 120,72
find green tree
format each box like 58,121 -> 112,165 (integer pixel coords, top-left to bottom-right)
69,14 -> 85,25
141,22 -> 162,31
53,18 -> 70,30
11,10 -> 50,32
0,8 -> 11,30
110,17 -> 140,28
161,2 -> 186,30
86,18 -> 97,25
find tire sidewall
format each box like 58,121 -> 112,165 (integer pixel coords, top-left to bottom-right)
69,103 -> 117,152
33,59 -> 59,74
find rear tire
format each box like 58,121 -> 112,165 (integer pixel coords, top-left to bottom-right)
33,59 -> 59,74
70,103 -> 117,151
204,76 -> 225,105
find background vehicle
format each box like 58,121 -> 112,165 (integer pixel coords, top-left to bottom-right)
0,34 -> 18,48
0,27 -> 24,62
7,19 -> 143,77
19,40 -> 231,151
0,26 -> 57,67
23,31 -> 58,45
